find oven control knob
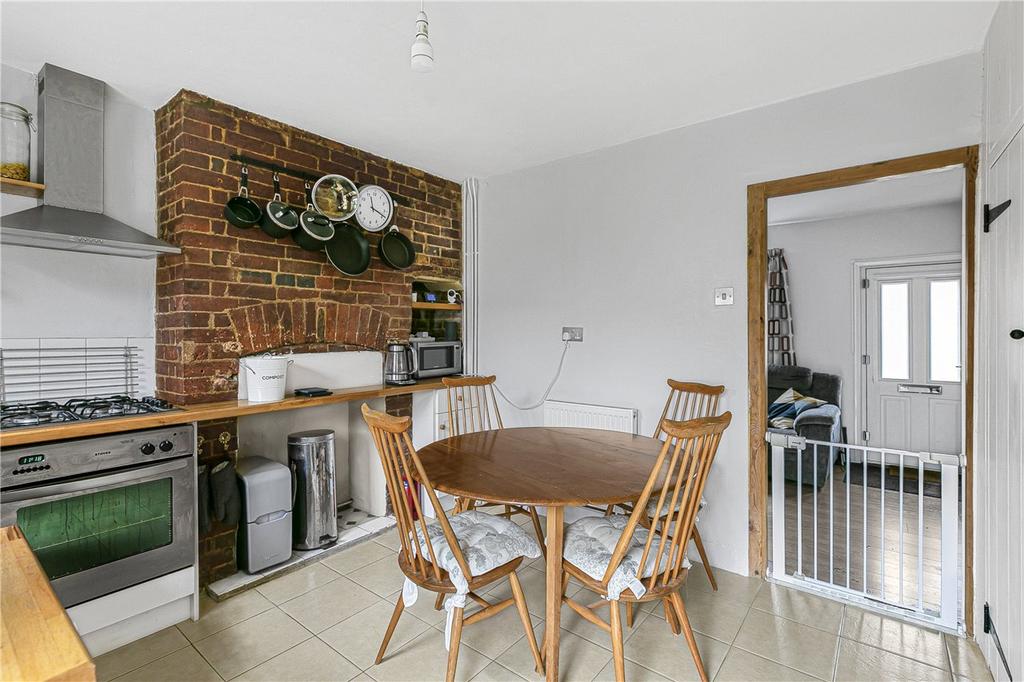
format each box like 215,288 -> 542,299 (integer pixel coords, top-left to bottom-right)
140,442 -> 156,455
159,440 -> 174,452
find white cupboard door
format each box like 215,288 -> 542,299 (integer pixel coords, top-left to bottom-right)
864,262 -> 962,455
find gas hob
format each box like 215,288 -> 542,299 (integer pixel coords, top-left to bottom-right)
0,395 -> 174,430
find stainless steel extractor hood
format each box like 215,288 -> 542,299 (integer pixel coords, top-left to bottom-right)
0,64 -> 179,258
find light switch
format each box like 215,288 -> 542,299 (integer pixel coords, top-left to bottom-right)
714,287 -> 734,306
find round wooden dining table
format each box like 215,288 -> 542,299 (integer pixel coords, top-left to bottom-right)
417,427 -> 666,682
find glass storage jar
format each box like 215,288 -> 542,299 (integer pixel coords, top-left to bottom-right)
1,102 -> 33,182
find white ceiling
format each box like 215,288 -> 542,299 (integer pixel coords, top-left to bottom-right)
768,166 -> 964,226
1,2 -> 996,181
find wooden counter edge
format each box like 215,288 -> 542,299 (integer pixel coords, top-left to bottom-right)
0,379 -> 446,448
1,525 -> 95,682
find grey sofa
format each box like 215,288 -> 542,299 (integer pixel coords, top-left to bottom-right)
767,365 -> 842,489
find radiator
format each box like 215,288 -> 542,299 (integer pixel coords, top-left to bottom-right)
543,400 -> 638,434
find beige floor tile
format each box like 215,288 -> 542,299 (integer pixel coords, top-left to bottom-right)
321,539 -> 396,575
751,583 -> 843,633
347,554 -> 410,598
372,529 -> 404,551
945,634 -> 994,681
255,562 -> 340,605
279,575 -> 381,633
714,647 -> 820,682
593,658 -> 673,681
559,598 -> 652,650
367,629 -> 490,682
656,587 -> 751,643
440,600 -> 538,659
351,675 -> 375,682
320,599 -> 433,669
622,615 -> 730,681
111,645 -> 220,682
235,637 -> 361,682
835,638 -> 948,682
95,627 -> 190,682
193,608 -> 311,680
733,608 -> 837,681
384,587 -> 450,626
687,563 -> 763,605
484,567 -> 582,618
470,661 -> 529,681
497,625 -> 612,682
842,607 -> 948,669
178,591 -> 274,643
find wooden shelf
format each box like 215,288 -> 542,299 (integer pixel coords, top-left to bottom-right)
411,302 -> 462,311
0,178 -> 45,198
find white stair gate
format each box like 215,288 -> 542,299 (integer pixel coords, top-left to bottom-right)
767,432 -> 964,631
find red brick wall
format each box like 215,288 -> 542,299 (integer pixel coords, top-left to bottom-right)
154,90 -> 462,405
154,90 -> 461,585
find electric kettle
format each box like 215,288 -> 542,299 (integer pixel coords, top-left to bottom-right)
384,341 -> 417,385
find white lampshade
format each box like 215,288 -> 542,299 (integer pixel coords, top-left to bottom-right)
411,9 -> 434,72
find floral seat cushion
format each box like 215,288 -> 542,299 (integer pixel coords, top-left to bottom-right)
645,494 -> 707,519
415,509 -> 541,596
563,514 -> 690,600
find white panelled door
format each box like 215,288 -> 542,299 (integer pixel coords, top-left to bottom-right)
863,262 -> 962,454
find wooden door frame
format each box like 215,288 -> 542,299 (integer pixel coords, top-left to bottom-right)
747,145 -> 979,633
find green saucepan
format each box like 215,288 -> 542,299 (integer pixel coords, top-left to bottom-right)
378,225 -> 416,269
260,172 -> 299,239
224,166 -> 262,229
325,221 -> 371,276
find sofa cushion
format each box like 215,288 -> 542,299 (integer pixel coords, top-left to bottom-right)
768,388 -> 827,429
563,514 -> 689,600
767,364 -> 813,393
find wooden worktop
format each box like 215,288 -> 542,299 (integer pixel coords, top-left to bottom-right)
0,379 -> 446,448
0,525 -> 95,682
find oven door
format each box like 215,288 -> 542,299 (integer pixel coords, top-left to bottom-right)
1,456 -> 195,608
414,342 -> 463,378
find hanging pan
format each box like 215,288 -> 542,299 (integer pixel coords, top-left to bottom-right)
325,221 -> 371,276
294,182 -> 335,251
378,225 -> 416,270
260,173 -> 299,239
224,166 -> 262,229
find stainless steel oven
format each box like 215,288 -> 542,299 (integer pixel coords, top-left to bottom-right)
410,340 -> 463,379
1,425 -> 195,607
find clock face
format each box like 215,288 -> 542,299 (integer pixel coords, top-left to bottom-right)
355,185 -> 394,232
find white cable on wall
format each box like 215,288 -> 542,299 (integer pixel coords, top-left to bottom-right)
493,339 -> 572,411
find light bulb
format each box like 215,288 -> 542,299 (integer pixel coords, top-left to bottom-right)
411,9 -> 434,72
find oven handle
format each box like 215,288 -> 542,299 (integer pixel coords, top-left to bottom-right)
2,457 -> 192,504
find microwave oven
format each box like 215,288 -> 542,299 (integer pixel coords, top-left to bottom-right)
411,340 -> 463,379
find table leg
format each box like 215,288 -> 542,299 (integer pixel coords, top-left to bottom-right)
544,506 -> 564,682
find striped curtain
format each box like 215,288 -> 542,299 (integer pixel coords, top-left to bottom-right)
767,248 -> 796,366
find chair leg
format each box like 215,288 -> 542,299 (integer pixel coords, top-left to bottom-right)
670,592 -> 708,682
434,592 -> 445,611
510,572 -> 544,674
604,504 -> 615,516
528,507 -> 546,557
445,605 -> 465,682
662,597 -> 680,634
375,595 -> 405,664
625,601 -> 634,628
608,600 -> 626,682
691,528 -> 717,591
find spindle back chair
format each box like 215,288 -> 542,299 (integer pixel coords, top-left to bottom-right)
361,404 -> 543,682
563,413 -> 732,682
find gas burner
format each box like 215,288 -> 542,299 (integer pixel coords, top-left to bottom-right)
0,395 -> 176,430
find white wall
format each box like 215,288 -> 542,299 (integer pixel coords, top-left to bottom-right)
476,54 -> 982,576
767,201 -> 962,419
0,63 -> 157,392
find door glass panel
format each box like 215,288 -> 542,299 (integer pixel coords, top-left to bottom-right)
16,478 -> 173,581
880,281 -> 910,380
929,279 -> 961,382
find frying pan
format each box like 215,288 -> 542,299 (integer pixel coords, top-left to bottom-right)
260,173 -> 299,239
325,221 -> 371,276
378,225 -> 416,269
224,166 -> 262,229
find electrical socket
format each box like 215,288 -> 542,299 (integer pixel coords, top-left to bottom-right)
562,326 -> 584,342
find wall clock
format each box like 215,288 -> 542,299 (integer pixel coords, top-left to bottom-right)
355,185 -> 395,232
